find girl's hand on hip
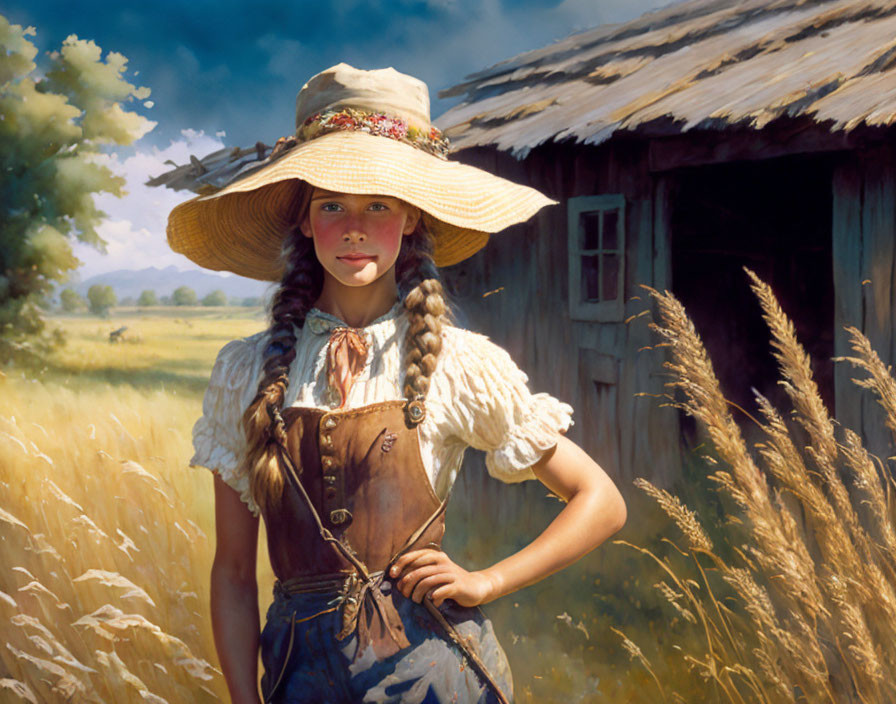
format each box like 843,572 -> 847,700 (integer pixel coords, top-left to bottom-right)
390,549 -> 497,607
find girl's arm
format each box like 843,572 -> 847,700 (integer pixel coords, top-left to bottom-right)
391,435 -> 626,606
210,474 -> 262,704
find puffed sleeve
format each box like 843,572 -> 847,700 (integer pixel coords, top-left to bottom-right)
432,328 -> 574,483
190,334 -> 265,516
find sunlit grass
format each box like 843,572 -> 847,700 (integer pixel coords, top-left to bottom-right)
0,309 -> 272,701
42,307 -> 266,393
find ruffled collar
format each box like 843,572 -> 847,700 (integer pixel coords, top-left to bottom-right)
305,300 -> 403,335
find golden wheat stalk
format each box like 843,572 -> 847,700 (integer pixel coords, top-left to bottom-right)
839,327 -> 896,439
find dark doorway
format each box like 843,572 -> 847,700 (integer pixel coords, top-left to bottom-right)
669,155 -> 834,429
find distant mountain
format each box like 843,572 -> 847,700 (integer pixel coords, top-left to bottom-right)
72,266 -> 273,301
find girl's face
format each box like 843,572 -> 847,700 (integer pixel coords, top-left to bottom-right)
300,189 -> 420,288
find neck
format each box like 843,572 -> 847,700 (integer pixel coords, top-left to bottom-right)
314,272 -> 400,328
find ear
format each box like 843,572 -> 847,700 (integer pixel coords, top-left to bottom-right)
298,214 -> 313,239
402,206 -> 421,236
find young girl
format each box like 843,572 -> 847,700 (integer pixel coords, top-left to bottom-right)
168,63 -> 626,704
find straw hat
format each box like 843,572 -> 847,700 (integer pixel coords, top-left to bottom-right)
167,63 -> 556,281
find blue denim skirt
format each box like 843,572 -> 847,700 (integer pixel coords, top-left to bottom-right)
260,579 -> 514,703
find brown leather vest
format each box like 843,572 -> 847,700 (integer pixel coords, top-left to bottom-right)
262,400 -> 445,581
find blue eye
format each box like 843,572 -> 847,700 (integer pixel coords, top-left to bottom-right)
320,202 -> 342,212
369,202 -> 389,212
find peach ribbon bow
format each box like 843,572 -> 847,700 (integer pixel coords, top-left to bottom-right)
326,327 -> 370,408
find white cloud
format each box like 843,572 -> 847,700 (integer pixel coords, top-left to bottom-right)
72,129 -> 225,278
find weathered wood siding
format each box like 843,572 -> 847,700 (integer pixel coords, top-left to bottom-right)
443,141 -> 680,536
833,146 -> 896,457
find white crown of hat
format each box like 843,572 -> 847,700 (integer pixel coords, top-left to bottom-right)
295,63 -> 432,132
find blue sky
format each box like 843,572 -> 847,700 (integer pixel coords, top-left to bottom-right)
8,0 -> 672,276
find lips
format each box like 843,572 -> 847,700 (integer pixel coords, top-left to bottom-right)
338,253 -> 376,262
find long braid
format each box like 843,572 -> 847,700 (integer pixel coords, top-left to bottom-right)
242,190 -> 321,515
396,222 -> 449,403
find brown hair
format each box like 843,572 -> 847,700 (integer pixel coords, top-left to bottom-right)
241,188 -> 449,515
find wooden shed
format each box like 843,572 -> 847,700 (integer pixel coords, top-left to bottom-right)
432,0 -> 896,489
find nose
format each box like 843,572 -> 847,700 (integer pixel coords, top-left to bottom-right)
342,229 -> 366,244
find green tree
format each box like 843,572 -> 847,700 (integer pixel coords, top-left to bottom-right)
87,284 -> 116,316
201,289 -> 228,307
59,287 -> 85,312
0,16 -> 153,360
172,286 -> 197,306
137,289 -> 157,307
242,296 -> 261,307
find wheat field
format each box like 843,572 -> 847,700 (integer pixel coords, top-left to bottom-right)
0,309 -> 272,702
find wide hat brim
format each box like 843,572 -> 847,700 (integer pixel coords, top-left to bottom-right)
167,130 -> 556,281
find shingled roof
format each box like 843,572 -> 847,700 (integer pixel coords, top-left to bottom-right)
436,0 -> 896,157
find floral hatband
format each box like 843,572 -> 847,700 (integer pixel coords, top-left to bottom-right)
295,108 -> 450,159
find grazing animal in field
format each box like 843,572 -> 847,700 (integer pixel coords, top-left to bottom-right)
109,326 -> 128,343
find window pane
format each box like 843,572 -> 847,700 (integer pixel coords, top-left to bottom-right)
602,209 -> 619,250
603,253 -> 619,301
581,255 -> 600,301
580,212 -> 601,250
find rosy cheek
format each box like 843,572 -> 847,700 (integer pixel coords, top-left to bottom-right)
367,217 -> 404,250
309,217 -> 344,251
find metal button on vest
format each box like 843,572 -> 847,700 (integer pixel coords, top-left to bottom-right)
330,508 -> 352,525
324,416 -> 338,429
322,457 -> 333,468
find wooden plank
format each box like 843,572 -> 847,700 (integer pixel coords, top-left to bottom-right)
647,173 -> 681,487
648,125 -> 857,172
652,175 -> 672,292
860,149 -> 896,457
578,348 -> 621,480
832,158 -> 864,434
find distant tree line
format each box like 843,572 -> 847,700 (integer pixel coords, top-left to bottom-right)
56,286 -> 264,315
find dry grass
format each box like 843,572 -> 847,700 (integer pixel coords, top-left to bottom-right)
22,287 -> 896,703
620,271 -> 896,703
0,310 -> 271,702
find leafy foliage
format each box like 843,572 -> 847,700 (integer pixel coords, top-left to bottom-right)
58,288 -> 85,312
0,15 -> 154,361
87,284 -> 116,316
201,289 -> 227,307
137,289 -> 158,307
172,286 -> 197,306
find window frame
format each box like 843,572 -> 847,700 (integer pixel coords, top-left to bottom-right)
567,194 -> 626,322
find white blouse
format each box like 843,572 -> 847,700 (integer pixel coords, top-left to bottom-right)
191,302 -> 574,517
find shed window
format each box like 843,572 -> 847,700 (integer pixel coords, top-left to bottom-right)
568,195 -> 625,321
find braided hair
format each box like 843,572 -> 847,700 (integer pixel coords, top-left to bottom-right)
395,221 -> 449,403
243,192 -> 449,514
242,187 -> 322,516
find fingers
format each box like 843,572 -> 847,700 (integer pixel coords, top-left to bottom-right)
429,583 -> 455,607
396,563 -> 450,602
389,549 -> 440,579
410,572 -> 453,603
